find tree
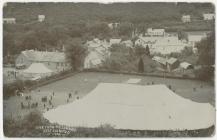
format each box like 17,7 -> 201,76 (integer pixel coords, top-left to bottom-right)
138,57 -> 144,73
178,30 -> 188,41
195,32 -> 215,81
135,45 -> 146,57
4,111 -> 48,137
145,45 -> 150,56
65,38 -> 87,71
117,22 -> 133,37
87,22 -> 110,38
196,32 -> 215,66
22,31 -> 41,50
182,47 -> 193,56
195,66 -> 214,81
3,32 -> 18,57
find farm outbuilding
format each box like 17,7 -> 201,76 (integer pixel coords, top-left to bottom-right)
166,57 -> 179,71
180,62 -> 194,69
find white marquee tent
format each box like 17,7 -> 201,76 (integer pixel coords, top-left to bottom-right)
43,83 -> 214,130
23,63 -> 53,78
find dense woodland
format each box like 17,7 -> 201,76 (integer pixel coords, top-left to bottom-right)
3,3 -> 214,24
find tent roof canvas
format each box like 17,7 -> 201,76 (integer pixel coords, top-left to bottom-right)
44,83 -> 214,131
23,63 -> 53,74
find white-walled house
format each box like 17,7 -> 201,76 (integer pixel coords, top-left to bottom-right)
3,18 -> 16,24
84,46 -> 110,69
110,38 -> 122,45
188,34 -> 207,47
15,50 -> 71,72
84,38 -> 110,69
135,36 -> 159,47
203,13 -> 215,20
108,23 -> 120,29
135,36 -> 187,55
146,28 -> 165,36
38,15 -> 45,22
84,51 -> 104,69
181,15 -> 191,23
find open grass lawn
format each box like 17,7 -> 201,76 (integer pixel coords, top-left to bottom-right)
3,72 -> 215,120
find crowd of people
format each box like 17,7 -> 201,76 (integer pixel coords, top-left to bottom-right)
19,90 -> 80,112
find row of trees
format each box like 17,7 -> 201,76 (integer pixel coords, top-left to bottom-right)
194,32 -> 215,81
102,44 -> 154,73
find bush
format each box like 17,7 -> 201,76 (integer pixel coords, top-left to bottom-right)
3,80 -> 25,99
4,111 -> 48,137
194,66 -> 214,81
138,57 -> 144,73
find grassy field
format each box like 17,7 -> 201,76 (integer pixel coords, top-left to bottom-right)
3,71 -> 215,120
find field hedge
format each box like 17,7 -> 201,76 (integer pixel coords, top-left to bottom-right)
4,111 -> 215,137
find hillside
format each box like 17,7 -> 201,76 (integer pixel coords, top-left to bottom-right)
3,2 -> 215,57
3,2 -> 214,25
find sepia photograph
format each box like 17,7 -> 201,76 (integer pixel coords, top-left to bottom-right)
2,1 -> 215,137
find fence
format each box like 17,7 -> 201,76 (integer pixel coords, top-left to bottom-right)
28,71 -> 81,90
83,68 -> 198,81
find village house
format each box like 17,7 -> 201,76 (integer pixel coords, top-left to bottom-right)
166,57 -> 179,72
15,50 -> 71,72
172,62 -> 194,76
181,15 -> 191,23
108,22 -> 120,29
188,33 -> 207,47
180,62 -> 194,70
152,56 -> 167,70
152,56 -> 179,72
84,50 -> 105,69
3,18 -> 16,24
84,38 -> 110,69
38,15 -> 45,22
146,28 -> 165,36
85,38 -> 110,51
135,36 -> 187,55
135,36 -> 159,47
110,38 -> 122,45
203,13 -> 215,21
151,36 -> 187,55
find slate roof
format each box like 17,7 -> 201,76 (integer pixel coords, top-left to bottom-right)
167,57 -> 178,65
22,50 -> 66,62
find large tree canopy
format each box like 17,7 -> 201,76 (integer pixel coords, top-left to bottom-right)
196,32 -> 215,66
65,38 -> 87,71
195,32 -> 215,81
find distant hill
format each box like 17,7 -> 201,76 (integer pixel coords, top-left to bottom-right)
3,2 -> 215,58
3,2 -> 214,25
